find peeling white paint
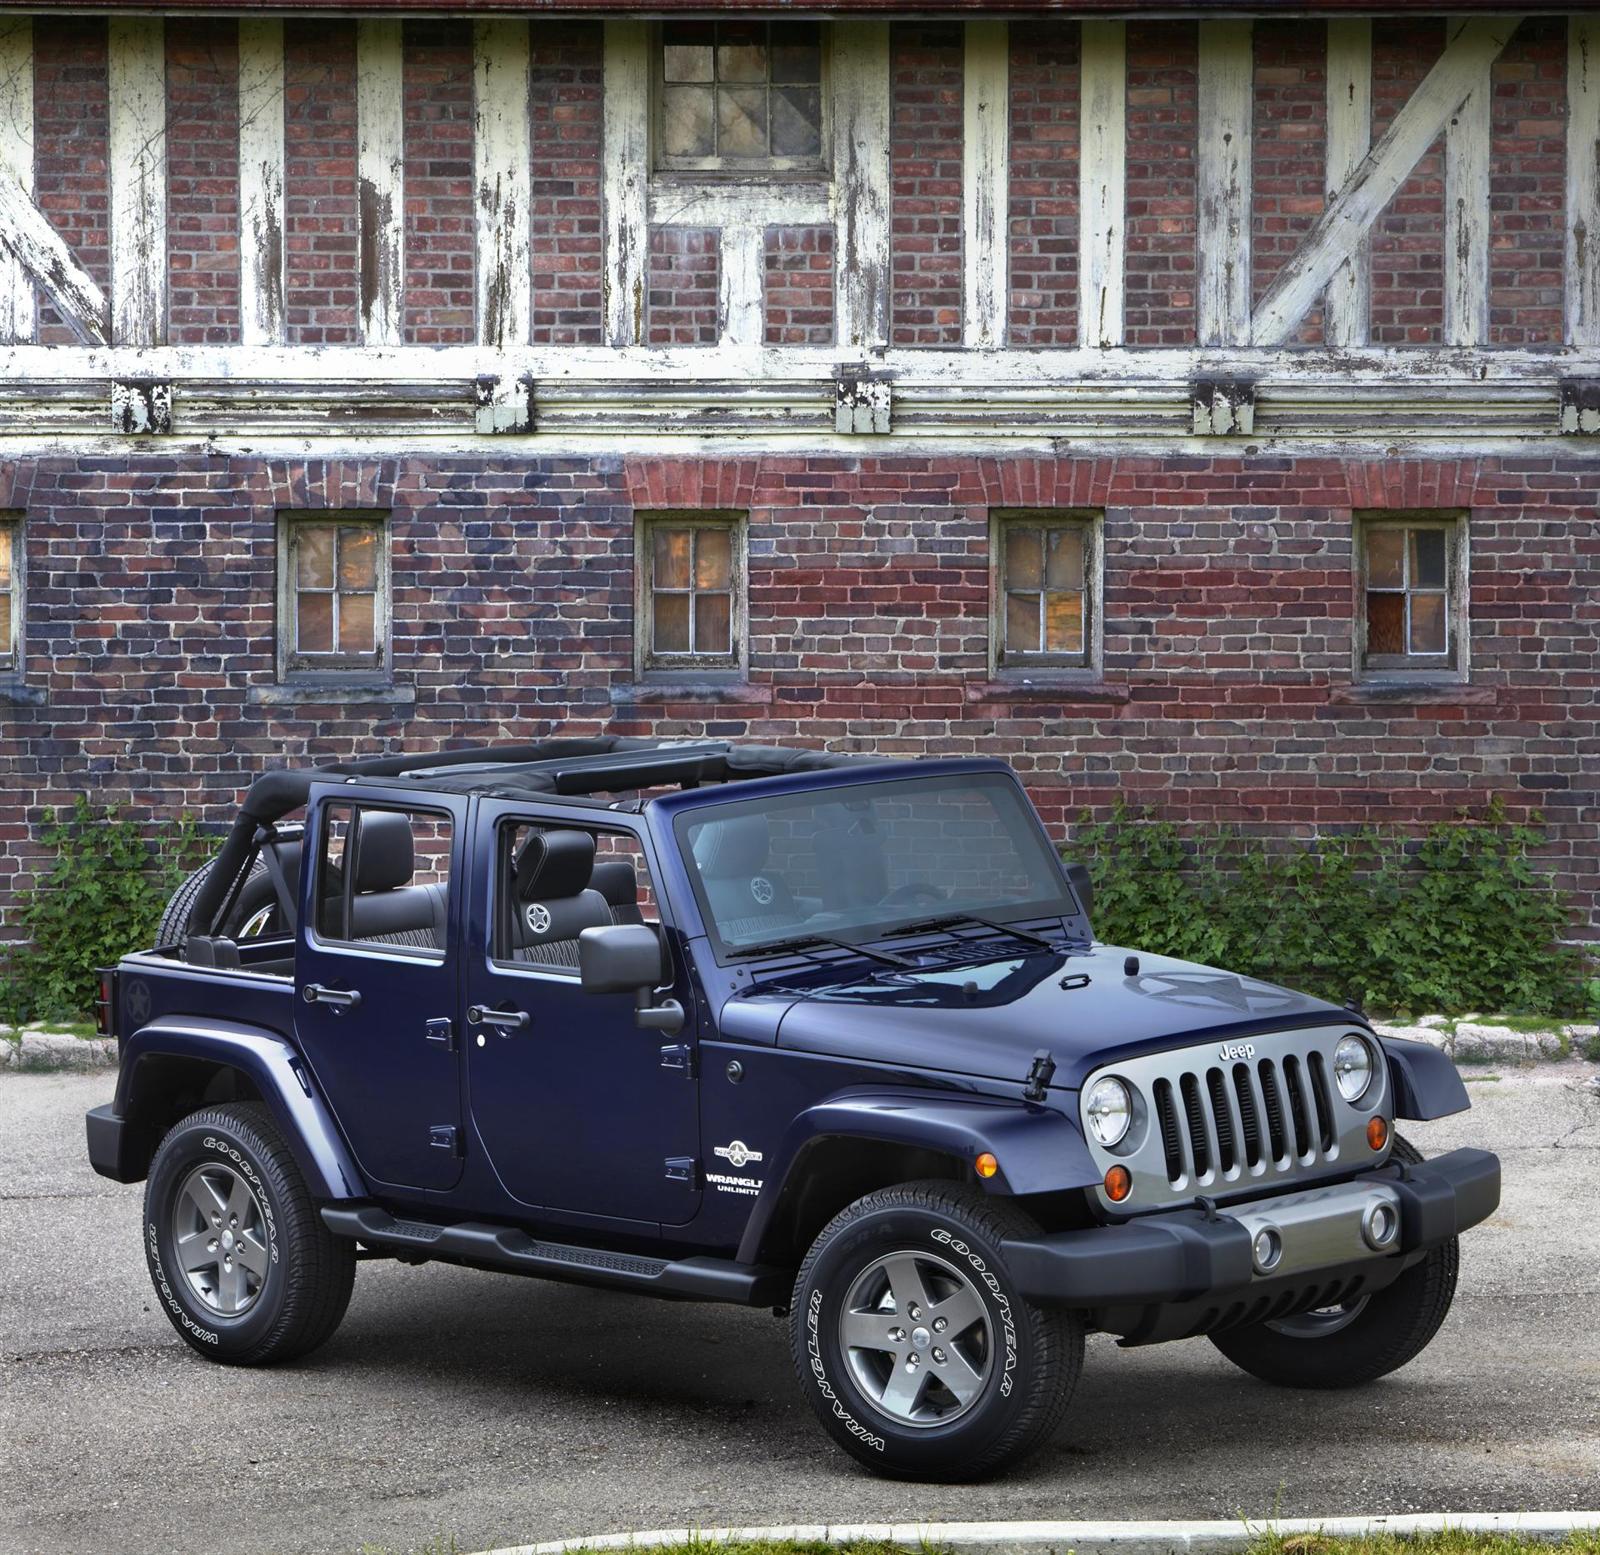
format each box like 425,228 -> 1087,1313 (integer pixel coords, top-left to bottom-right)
1324,18 -> 1372,347
1567,16 -> 1600,345
832,21 -> 891,352
0,17 -> 34,344
1197,20 -> 1253,348
356,19 -> 405,347
602,19 -> 649,348
238,19 -> 286,347
1077,20 -> 1126,351
718,224 -> 767,349
474,19 -> 532,349
107,17 -> 167,346
1444,27 -> 1492,349
962,20 -> 1008,351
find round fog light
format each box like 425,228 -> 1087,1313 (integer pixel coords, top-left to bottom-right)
1252,1226 -> 1283,1273
1362,1199 -> 1400,1250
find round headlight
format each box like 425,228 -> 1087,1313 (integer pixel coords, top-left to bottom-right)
1333,1034 -> 1375,1103
1086,1076 -> 1133,1148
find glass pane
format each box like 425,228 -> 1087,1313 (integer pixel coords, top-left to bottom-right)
716,26 -> 768,83
771,86 -> 822,158
662,86 -> 714,159
0,596 -> 11,660
694,527 -> 732,590
770,25 -> 821,84
653,592 -> 690,653
653,528 -> 691,590
1006,593 -> 1041,655
1004,527 -> 1043,591
295,525 -> 335,590
717,86 -> 768,157
1411,528 -> 1447,589
1409,592 -> 1448,654
0,526 -> 11,585
1366,528 -> 1405,589
694,592 -> 732,654
1365,591 -> 1404,656
337,526 -> 377,591
298,592 -> 334,654
662,24 -> 715,83
1045,592 -> 1084,656
1046,528 -> 1084,591
339,592 -> 376,655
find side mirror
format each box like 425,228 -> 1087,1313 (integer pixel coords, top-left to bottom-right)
577,924 -> 685,1035
1063,860 -> 1094,927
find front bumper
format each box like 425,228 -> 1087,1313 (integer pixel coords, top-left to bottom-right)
1002,1147 -> 1499,1342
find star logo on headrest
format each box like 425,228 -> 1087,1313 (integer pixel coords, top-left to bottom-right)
525,903 -> 552,935
750,876 -> 775,906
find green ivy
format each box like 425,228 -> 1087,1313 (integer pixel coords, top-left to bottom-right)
0,797 -> 208,1025
1068,799 -> 1587,1018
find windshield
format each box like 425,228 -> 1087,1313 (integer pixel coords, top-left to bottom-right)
674,772 -> 1074,955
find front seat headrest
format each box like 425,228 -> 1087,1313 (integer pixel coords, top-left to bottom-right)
695,814 -> 770,879
515,829 -> 596,901
353,811 -> 416,893
590,859 -> 639,909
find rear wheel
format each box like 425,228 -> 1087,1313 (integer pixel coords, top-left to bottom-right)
158,858 -> 282,945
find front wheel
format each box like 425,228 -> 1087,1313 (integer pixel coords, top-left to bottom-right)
789,1181 -> 1082,1481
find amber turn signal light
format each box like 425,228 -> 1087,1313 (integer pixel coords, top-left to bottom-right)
976,1152 -> 999,1179
1367,1116 -> 1389,1152
1104,1164 -> 1132,1202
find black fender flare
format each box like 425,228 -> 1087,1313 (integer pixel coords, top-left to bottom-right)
1381,1035 -> 1470,1121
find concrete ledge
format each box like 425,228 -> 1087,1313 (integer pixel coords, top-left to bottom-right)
501,1511 -> 1600,1555
1,1030 -> 117,1072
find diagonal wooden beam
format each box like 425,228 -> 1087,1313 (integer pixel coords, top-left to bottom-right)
1251,15 -> 1519,347
0,168 -> 109,346
0,18 -> 35,344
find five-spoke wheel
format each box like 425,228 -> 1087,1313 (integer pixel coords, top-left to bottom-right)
172,1162 -> 270,1317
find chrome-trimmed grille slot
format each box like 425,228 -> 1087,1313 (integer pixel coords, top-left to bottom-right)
1153,1079 -> 1184,1183
1233,1061 -> 1262,1166
1258,1058 -> 1288,1163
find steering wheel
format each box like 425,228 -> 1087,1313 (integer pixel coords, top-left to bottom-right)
880,881 -> 946,908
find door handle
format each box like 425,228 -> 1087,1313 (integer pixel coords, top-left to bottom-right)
303,983 -> 362,1010
467,1004 -> 529,1032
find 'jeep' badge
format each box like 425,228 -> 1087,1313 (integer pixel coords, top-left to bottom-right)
525,902 -> 552,935
1218,1041 -> 1256,1062
713,1139 -> 763,1169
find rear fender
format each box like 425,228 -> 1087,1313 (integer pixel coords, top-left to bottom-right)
1380,1035 -> 1470,1121
113,1019 -> 366,1199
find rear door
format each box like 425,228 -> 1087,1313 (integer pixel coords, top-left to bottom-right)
462,802 -> 701,1226
294,787 -> 467,1193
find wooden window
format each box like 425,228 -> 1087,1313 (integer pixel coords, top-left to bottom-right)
656,21 -> 827,174
1357,514 -> 1468,676
992,513 -> 1101,672
0,519 -> 19,674
278,515 -> 389,677
637,515 -> 745,674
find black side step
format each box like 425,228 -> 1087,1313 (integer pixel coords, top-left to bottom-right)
321,1205 -> 788,1306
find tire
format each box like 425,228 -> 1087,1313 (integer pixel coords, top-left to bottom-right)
789,1180 -> 1083,1481
143,1102 -> 355,1366
1208,1135 -> 1458,1389
158,858 -> 281,945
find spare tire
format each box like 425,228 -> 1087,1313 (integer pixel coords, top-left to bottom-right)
158,857 -> 282,946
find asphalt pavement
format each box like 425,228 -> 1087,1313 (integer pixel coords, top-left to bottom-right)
2,1064 -> 1597,1555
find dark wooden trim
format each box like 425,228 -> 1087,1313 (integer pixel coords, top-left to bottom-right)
0,1 -> 1543,13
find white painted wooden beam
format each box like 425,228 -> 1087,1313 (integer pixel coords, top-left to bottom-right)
1197,19 -> 1253,347
1323,18 -> 1372,346
1077,20 -> 1126,350
603,19 -> 649,348
107,17 -> 167,346
719,224 -> 766,348
1443,27 -> 1492,349
238,19 -> 287,347
356,19 -> 405,347
832,20 -> 892,353
473,19 -> 532,348
1566,15 -> 1600,345
1251,15 -> 1519,347
0,17 -> 34,344
0,175 -> 108,346
962,19 -> 1008,351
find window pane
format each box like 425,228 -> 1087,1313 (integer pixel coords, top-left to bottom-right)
771,85 -> 822,158
339,592 -> 376,655
1409,592 -> 1448,654
295,525 -> 335,590
694,527 -> 732,590
0,595 -> 11,661
0,526 -> 11,586
716,28 -> 768,83
1046,528 -> 1085,591
338,527 -> 377,592
298,592 -> 334,654
662,24 -> 714,84
1045,592 -> 1084,656
1365,591 -> 1404,656
694,591 -> 732,654
654,592 -> 690,653
1003,527 -> 1043,591
1366,529 -> 1404,589
1006,593 -> 1041,654
662,86 -> 714,159
652,528 -> 691,591
1411,528 -> 1447,589
770,25 -> 821,84
717,86 -> 767,157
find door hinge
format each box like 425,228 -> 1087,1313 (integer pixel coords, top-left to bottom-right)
428,1125 -> 462,1155
659,1043 -> 696,1076
663,1156 -> 700,1186
425,1018 -> 455,1051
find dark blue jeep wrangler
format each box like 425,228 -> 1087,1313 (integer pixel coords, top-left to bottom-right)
86,738 -> 1499,1480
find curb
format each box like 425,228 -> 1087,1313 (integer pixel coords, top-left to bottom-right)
1372,1020 -> 1598,1064
495,1513 -> 1600,1555
1,1031 -> 117,1073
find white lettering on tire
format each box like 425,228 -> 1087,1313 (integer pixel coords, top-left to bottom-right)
806,1288 -> 885,1452
931,1227 -> 1019,1397
147,1222 -> 218,1345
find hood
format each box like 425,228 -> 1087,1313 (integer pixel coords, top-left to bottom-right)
732,943 -> 1353,1092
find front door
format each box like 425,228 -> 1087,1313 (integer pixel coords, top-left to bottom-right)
294,788 -> 467,1194
462,803 -> 701,1226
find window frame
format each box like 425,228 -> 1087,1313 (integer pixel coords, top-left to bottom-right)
0,515 -> 21,677
276,512 -> 391,681
1354,511 -> 1470,682
651,20 -> 832,179
989,510 -> 1104,678
635,512 -> 748,677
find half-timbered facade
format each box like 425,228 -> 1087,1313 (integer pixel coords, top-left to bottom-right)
0,3 -> 1596,941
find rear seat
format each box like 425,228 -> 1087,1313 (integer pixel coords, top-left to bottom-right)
344,811 -> 447,949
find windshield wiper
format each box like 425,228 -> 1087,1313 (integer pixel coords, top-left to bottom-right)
726,933 -> 917,968
881,913 -> 1058,951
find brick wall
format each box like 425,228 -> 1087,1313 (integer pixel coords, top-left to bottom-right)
765,227 -> 835,346
646,227 -> 719,345
403,21 -> 474,345
1008,21 -> 1080,346
2,453 -> 1596,944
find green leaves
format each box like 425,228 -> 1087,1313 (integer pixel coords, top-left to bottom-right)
1067,799 -> 1585,1018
